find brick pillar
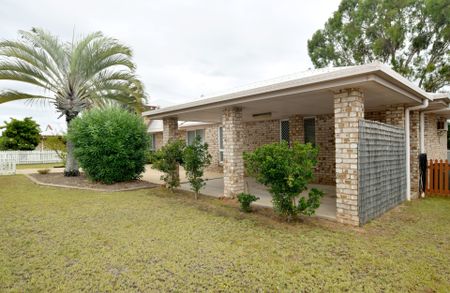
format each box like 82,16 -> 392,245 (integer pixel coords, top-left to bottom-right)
385,104 -> 405,127
162,117 -> 178,145
334,89 -> 364,226
222,107 -> 244,197
162,117 -> 180,185
409,111 -> 420,198
289,115 -> 304,144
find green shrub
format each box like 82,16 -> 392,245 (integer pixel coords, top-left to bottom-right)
182,136 -> 212,199
37,169 -> 50,175
67,107 -> 149,184
244,141 -> 324,220
44,136 -> 67,166
0,117 -> 40,150
237,193 -> 259,212
151,139 -> 185,191
145,150 -> 155,164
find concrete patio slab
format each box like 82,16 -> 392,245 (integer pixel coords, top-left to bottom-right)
142,167 -> 336,220
179,177 -> 337,221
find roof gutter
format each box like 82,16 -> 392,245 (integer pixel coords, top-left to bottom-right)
405,99 -> 429,201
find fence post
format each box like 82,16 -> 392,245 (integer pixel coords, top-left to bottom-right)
446,160 -> 449,194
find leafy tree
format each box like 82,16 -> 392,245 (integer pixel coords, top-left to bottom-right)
0,117 -> 40,150
244,142 -> 324,220
0,28 -> 147,176
151,139 -> 185,191
308,0 -> 449,92
67,107 -> 149,184
182,136 -> 212,199
44,135 -> 67,165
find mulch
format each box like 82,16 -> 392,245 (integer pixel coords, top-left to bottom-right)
28,172 -> 158,192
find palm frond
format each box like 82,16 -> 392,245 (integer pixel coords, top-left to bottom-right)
0,61 -> 57,91
0,90 -> 53,104
18,28 -> 68,80
0,40 -> 64,86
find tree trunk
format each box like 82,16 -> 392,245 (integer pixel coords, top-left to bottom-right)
64,117 -> 80,177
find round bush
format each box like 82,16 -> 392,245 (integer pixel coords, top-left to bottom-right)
68,107 -> 150,184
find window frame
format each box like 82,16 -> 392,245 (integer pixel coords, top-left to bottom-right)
150,133 -> 156,150
303,116 -> 316,145
186,128 -> 205,145
280,119 -> 290,143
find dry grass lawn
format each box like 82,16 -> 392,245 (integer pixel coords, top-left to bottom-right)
0,175 -> 449,292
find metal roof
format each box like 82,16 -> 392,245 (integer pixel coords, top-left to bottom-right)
143,62 -> 446,119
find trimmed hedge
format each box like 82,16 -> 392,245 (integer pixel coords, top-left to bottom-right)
68,107 -> 149,184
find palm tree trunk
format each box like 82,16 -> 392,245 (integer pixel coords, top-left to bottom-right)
64,117 -> 80,177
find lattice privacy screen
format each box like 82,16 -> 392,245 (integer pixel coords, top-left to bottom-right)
358,120 -> 406,224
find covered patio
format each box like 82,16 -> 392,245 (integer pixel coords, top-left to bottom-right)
144,62 -> 438,226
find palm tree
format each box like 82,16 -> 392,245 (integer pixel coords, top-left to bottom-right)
0,28 -> 145,176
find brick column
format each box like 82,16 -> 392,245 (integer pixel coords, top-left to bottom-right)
222,107 -> 244,197
334,89 -> 364,226
409,111 -> 420,198
162,117 -> 178,145
289,115 -> 304,144
385,104 -> 405,127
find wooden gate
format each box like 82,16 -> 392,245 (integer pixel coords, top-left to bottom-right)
426,160 -> 450,195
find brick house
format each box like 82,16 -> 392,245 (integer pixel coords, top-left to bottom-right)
143,62 -> 449,226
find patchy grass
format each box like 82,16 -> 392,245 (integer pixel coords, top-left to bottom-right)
16,163 -> 62,170
0,175 -> 449,292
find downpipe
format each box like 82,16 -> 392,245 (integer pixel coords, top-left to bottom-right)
405,99 -> 429,201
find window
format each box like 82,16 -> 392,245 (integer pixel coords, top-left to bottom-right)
186,129 -> 205,145
304,117 -> 315,145
218,126 -> 224,163
280,120 -> 290,142
150,133 -> 156,150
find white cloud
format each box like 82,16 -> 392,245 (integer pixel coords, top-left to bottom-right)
0,0 -> 340,131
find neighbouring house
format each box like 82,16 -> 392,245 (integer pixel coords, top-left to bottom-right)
143,62 -> 449,226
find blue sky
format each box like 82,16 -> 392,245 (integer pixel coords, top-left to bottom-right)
0,0 -> 340,133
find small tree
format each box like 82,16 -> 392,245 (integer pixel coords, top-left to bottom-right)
244,141 -> 324,220
68,107 -> 149,184
151,139 -> 185,191
0,117 -> 40,150
44,136 -> 67,165
182,136 -> 212,199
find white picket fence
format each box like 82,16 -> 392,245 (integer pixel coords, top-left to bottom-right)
0,161 -> 16,175
0,150 -> 62,165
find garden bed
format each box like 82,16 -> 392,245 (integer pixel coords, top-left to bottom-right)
27,172 -> 157,191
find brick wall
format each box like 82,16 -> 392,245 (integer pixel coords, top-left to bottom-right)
425,113 -> 447,160
289,115 -> 304,143
205,124 -> 222,171
315,114 -> 335,184
365,111 -> 386,123
242,120 -> 280,152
